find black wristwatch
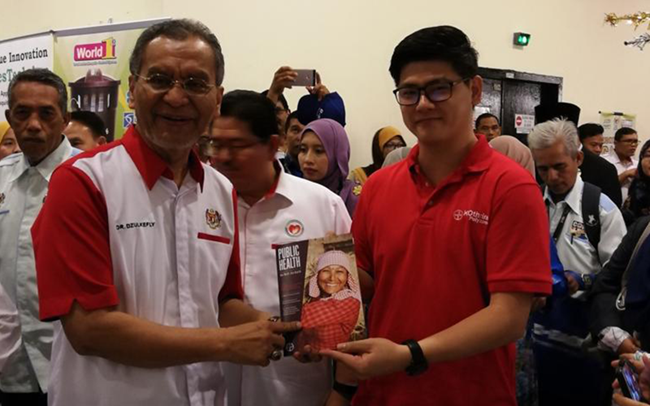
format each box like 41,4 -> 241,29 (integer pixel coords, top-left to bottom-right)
402,339 -> 428,376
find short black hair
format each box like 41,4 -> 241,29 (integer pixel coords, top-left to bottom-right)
220,90 -> 279,142
70,111 -> 106,139
475,113 -> 500,129
284,111 -> 304,134
577,123 -> 604,141
8,68 -> 68,114
615,127 -> 637,142
389,25 -> 479,86
130,19 -> 225,85
260,90 -> 289,111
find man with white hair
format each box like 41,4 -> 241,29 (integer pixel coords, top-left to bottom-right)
528,118 -> 626,406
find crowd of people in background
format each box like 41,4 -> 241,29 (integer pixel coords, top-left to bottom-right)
1,17 -> 650,406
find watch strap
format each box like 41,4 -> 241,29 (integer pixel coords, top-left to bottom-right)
402,339 -> 428,376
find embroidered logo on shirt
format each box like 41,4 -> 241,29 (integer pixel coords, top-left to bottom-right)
586,214 -> 598,227
452,209 -> 489,225
206,209 -> 222,229
285,220 -> 304,237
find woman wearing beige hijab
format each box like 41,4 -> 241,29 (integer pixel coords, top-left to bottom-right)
489,135 -> 536,177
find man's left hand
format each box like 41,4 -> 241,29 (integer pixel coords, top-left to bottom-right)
320,338 -> 412,380
564,272 -> 580,295
306,72 -> 330,101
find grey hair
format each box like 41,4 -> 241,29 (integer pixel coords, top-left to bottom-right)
129,19 -> 225,85
528,118 -> 580,158
8,68 -> 68,114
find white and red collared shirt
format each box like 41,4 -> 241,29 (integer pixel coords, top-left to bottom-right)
32,126 -> 243,406
224,165 -> 351,406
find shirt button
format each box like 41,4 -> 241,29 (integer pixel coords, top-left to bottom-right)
427,200 -> 434,206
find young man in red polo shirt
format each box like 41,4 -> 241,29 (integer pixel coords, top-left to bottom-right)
322,26 -> 552,406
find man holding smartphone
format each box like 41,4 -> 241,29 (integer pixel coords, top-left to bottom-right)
322,26 -> 551,406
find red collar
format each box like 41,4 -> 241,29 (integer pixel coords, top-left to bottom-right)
407,134 -> 492,186
121,126 -> 205,190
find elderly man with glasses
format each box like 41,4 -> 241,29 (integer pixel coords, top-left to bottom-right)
31,19 -> 300,406
604,127 -> 640,202
321,26 -> 551,406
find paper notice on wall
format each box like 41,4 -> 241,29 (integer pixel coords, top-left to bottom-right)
0,34 -> 54,112
600,112 -> 636,155
514,113 -> 535,134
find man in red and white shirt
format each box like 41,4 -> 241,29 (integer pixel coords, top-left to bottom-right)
210,90 -> 351,406
32,19 -> 299,406
323,26 -> 552,406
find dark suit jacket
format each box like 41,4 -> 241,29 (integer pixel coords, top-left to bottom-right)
589,216 -> 650,349
580,149 -> 623,208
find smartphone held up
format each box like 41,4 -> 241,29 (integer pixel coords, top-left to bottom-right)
292,69 -> 316,87
617,358 -> 647,403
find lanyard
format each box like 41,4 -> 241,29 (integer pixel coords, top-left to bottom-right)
549,203 -> 572,244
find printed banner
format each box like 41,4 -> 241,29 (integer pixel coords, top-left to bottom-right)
0,34 -> 54,112
53,29 -> 144,142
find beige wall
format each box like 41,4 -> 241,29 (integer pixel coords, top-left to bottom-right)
1,0 -> 163,37
2,0 -> 648,167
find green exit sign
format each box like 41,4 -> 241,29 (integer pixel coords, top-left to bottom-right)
513,32 -> 531,46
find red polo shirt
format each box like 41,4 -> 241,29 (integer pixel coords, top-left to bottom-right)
352,137 -> 551,406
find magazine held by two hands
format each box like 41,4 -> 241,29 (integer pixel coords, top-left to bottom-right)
275,233 -> 366,355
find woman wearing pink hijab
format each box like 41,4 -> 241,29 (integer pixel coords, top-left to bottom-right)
299,250 -> 362,351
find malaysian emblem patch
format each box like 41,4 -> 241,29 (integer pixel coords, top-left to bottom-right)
205,209 -> 222,229
285,220 -> 304,237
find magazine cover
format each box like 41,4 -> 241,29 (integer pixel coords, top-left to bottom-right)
275,233 -> 365,355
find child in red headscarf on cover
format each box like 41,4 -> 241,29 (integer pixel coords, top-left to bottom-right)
298,250 -> 361,351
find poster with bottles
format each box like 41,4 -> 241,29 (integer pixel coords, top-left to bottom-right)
53,19 -> 168,142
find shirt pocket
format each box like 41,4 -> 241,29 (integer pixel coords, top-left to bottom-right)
197,232 -> 231,245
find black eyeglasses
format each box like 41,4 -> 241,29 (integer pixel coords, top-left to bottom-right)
135,73 -> 215,96
393,78 -> 468,106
